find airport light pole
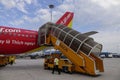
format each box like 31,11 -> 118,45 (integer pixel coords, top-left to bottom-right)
49,4 -> 54,22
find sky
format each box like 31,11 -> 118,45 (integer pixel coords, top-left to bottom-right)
0,0 -> 120,53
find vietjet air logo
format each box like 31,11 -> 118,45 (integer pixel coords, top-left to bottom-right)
60,13 -> 72,25
0,28 -> 21,33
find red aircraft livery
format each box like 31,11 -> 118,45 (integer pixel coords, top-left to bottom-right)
0,12 -> 74,55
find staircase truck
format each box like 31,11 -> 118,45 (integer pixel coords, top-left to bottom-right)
38,22 -> 104,76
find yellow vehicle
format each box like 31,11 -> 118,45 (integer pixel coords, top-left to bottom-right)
8,56 -> 16,65
44,53 -> 59,69
0,55 -> 8,67
0,55 -> 16,67
39,22 -> 104,76
44,53 -> 75,73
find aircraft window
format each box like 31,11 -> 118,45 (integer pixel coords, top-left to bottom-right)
69,30 -> 79,37
80,43 -> 92,55
76,34 -> 87,41
30,35 -> 32,38
25,35 -> 28,37
58,31 -> 66,41
13,33 -> 16,36
9,33 -> 12,36
33,35 -> 36,38
18,34 -> 21,36
22,34 -> 25,37
64,34 -> 72,46
70,39 -> 81,52
54,28 -> 60,38
4,32 -> 7,35
63,27 -> 71,32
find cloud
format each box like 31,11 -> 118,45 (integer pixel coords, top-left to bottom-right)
57,0 -> 74,12
23,15 -> 40,23
92,30 -> 120,53
36,8 -> 51,22
9,19 -> 24,26
91,0 -> 120,9
0,0 -> 16,9
9,15 -> 40,29
0,0 -> 37,14
16,1 -> 28,13
24,0 -> 33,4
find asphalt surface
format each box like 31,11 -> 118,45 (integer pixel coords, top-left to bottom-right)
0,58 -> 120,80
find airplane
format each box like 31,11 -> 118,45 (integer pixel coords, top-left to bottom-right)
0,12 -> 104,75
0,12 -> 74,55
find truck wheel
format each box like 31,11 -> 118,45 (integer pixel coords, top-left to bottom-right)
69,71 -> 73,74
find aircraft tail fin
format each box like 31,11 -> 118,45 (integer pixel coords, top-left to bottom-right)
56,12 -> 74,28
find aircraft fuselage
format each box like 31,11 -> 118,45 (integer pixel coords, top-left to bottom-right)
0,26 -> 39,55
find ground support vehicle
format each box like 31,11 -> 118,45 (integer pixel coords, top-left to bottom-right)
39,22 -> 104,75
0,55 -> 15,67
44,53 -> 75,73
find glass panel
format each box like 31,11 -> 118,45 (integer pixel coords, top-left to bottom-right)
80,43 -> 91,55
47,27 -> 51,35
70,39 -> 81,52
39,32 -> 45,44
51,27 -> 55,35
54,28 -> 60,38
85,38 -> 97,47
64,34 -> 72,46
59,31 -> 66,41
40,36 -> 45,44
76,34 -> 87,41
69,30 -> 79,36
63,27 -> 71,32
91,44 -> 102,56
58,25 -> 65,29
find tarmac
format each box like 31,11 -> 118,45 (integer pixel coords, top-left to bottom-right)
0,58 -> 120,80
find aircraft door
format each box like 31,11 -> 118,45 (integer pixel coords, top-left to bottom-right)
38,24 -> 48,46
